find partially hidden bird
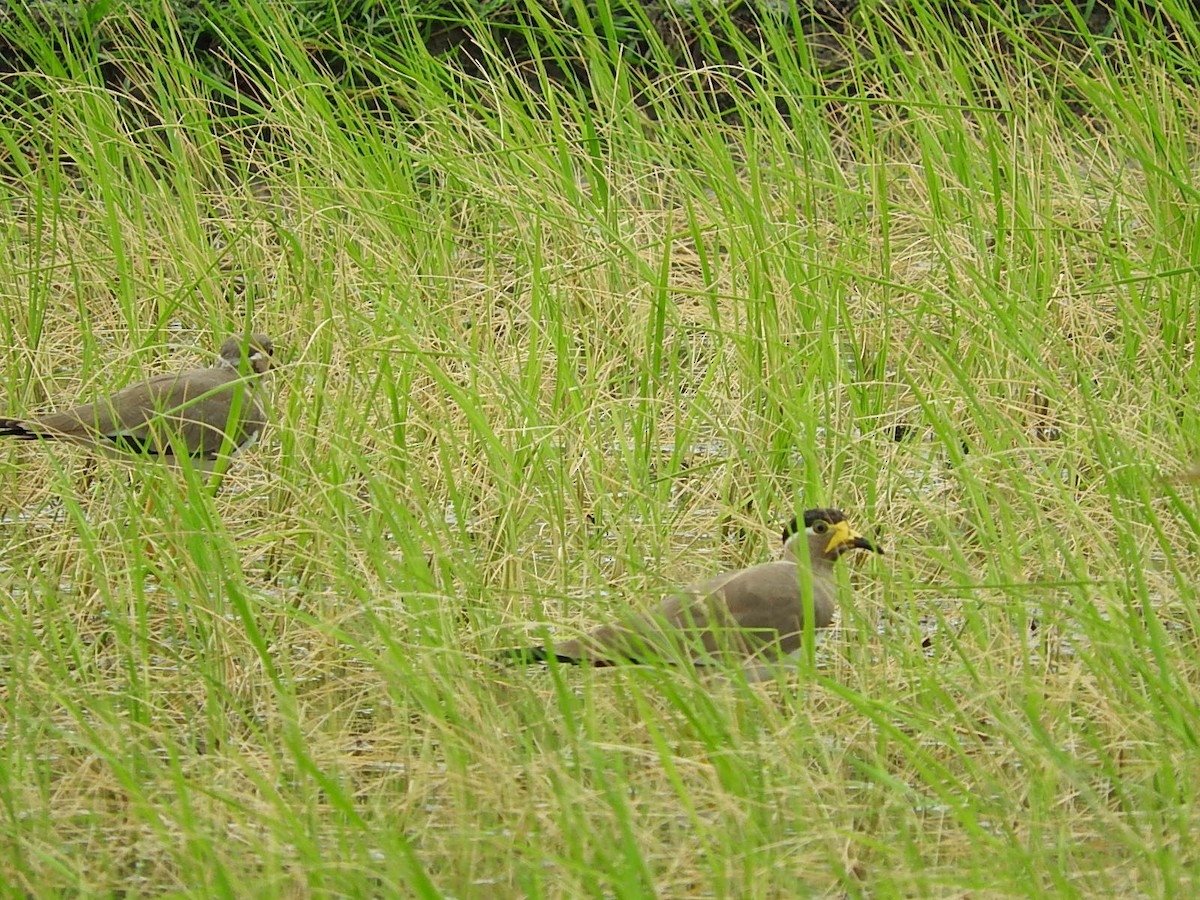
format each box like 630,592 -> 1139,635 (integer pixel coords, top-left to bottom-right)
499,508 -> 880,682
0,333 -> 277,471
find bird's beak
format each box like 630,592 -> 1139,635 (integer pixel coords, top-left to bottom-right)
825,520 -> 881,555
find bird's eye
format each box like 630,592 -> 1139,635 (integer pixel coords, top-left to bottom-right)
811,520 -> 829,535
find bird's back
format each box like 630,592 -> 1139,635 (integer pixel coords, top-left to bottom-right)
9,366 -> 264,459
553,559 -> 837,666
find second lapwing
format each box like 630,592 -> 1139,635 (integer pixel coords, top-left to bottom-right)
0,333 -> 277,471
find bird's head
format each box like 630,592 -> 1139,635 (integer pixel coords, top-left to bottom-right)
220,333 -> 276,375
782,508 -> 880,564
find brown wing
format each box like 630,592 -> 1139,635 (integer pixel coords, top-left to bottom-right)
695,561 -> 837,657
666,561 -> 836,659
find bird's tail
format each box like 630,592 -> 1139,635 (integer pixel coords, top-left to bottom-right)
495,646 -> 584,666
494,645 -> 645,668
0,419 -> 41,440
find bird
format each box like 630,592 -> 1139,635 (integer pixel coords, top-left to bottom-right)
0,333 -> 277,471
498,508 -> 880,682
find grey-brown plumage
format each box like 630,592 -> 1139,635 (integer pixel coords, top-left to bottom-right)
500,508 -> 880,681
0,333 -> 276,469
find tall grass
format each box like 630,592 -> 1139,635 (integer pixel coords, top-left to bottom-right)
0,1 -> 1198,894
